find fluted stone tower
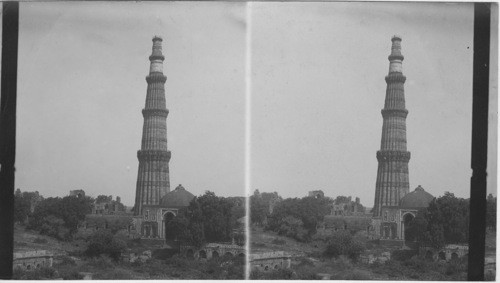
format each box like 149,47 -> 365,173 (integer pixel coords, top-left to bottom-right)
373,36 -> 411,217
134,36 -> 171,216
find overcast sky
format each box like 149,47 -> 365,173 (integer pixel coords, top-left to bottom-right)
249,2 -> 497,207
15,2 -> 497,208
16,2 -> 246,206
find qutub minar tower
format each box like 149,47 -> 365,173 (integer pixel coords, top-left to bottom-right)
134,36 -> 171,216
372,35 -> 411,218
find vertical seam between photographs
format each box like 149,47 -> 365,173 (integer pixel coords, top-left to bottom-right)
244,1 -> 253,280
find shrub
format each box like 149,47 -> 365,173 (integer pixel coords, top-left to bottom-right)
324,230 -> 365,260
12,266 -> 58,280
85,254 -> 116,269
152,248 -> 178,260
392,249 -> 418,261
85,230 -> 126,260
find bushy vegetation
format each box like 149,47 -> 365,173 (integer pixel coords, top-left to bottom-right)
14,189 -> 43,224
12,266 -> 59,280
165,191 -> 243,247
407,192 -> 469,248
27,194 -> 93,240
250,190 -> 282,226
265,195 -> 332,242
323,230 -> 365,261
85,230 -> 127,260
370,255 -> 467,280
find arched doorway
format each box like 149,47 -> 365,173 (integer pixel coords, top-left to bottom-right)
199,250 -> 207,259
451,252 -> 458,261
163,212 -> 176,240
186,249 -> 194,259
212,251 -> 219,258
403,213 -> 415,241
438,251 -> 446,260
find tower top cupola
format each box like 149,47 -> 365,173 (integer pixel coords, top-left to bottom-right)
150,36 -> 165,63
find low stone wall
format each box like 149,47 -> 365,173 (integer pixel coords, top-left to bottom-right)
250,251 -> 292,272
181,243 -> 245,260
13,250 -> 53,271
419,244 -> 468,262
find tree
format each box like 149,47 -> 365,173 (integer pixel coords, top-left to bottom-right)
28,195 -> 93,239
165,212 -> 190,241
250,190 -> 268,226
85,229 -> 126,260
14,189 -> 43,224
410,192 -> 469,248
14,189 -> 31,223
95,195 -> 112,204
266,195 -> 332,241
277,216 -> 308,241
172,191 -> 237,246
324,230 -> 365,260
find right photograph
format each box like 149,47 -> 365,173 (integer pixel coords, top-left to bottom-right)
248,2 -> 496,280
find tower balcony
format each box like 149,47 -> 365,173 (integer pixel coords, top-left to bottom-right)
381,108 -> 408,119
385,73 -> 406,83
142,108 -> 169,118
376,150 -> 411,162
137,150 -> 171,162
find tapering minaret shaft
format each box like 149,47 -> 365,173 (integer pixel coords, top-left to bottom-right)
373,36 -> 410,217
134,36 -> 171,216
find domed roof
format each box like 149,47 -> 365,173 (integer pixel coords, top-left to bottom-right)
160,184 -> 195,208
399,185 -> 434,208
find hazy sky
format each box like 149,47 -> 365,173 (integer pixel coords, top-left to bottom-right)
15,2 -> 497,208
249,2 -> 497,206
16,2 -> 246,206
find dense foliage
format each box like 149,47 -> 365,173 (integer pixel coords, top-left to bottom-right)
250,190 -> 282,226
14,189 -> 43,224
28,195 -> 93,240
265,195 -> 332,242
165,191 -> 240,246
407,192 -> 469,248
85,230 -> 127,260
323,230 -> 365,260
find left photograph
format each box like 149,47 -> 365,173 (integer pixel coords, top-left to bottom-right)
13,2 -> 246,279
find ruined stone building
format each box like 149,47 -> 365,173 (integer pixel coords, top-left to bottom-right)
132,37 -> 194,240
308,190 -> 324,198
91,195 -> 125,215
371,36 -> 434,244
331,196 -> 365,216
69,189 -> 85,198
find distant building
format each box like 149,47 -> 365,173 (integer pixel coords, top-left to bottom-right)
308,190 -> 324,199
92,195 -> 125,215
331,196 -> 365,216
69,190 -> 85,198
132,184 -> 195,239
371,36 -> 434,243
